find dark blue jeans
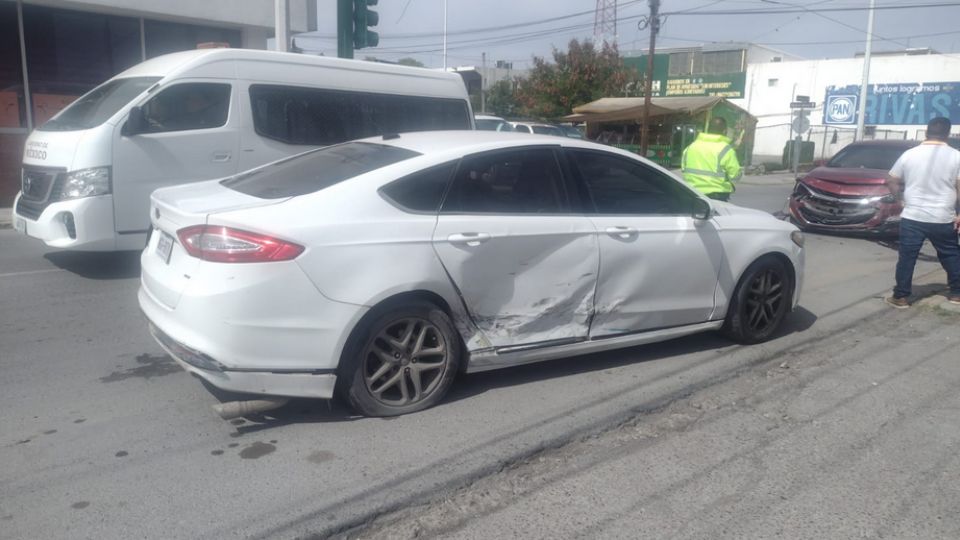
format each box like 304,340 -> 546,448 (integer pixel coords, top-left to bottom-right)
894,218 -> 960,298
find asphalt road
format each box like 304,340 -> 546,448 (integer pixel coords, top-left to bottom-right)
1,181 -> 956,539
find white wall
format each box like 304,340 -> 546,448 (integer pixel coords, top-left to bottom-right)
734,54 -> 960,160
24,0 -> 309,32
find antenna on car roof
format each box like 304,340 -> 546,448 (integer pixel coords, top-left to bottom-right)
382,133 -> 400,140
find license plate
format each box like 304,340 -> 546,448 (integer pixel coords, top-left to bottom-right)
156,231 -> 174,264
14,217 -> 26,234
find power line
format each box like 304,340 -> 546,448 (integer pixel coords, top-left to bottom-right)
298,1 -> 960,57
662,2 -> 960,15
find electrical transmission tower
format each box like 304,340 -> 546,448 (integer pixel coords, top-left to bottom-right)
594,0 -> 618,45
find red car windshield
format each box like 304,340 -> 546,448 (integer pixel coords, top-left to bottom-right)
826,144 -> 911,171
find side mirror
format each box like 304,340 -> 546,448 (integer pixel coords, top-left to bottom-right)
122,105 -> 146,136
692,197 -> 711,220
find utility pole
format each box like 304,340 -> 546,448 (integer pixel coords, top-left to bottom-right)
443,0 -> 448,70
855,0 -> 876,141
639,0 -> 661,157
274,0 -> 290,52
481,52 -> 487,113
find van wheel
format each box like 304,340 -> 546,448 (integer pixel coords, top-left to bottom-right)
722,256 -> 792,344
342,303 -> 460,417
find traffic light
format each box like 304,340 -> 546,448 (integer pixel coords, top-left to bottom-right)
353,0 -> 379,49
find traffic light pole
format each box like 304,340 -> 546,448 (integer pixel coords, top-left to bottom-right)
337,0 -> 354,59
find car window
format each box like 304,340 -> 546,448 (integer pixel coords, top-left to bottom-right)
222,142 -> 420,199
827,144 -> 911,170
570,149 -> 693,215
515,124 -> 531,133
249,84 -> 471,146
141,83 -> 231,133
442,148 -> 565,214
380,162 -> 456,212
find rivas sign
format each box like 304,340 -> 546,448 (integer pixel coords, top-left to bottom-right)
823,82 -> 960,125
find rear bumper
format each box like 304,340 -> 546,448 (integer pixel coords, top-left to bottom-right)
13,192 -> 118,250
139,239 -> 369,399
147,320 -> 337,399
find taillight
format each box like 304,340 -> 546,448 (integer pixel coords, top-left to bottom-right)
176,225 -> 304,263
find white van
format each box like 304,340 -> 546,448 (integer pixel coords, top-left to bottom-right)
13,49 -> 474,251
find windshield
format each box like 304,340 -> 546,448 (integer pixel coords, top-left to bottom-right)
475,119 -> 506,131
532,125 -> 562,136
222,142 -> 421,199
40,77 -> 161,132
561,126 -> 584,139
826,144 -> 912,170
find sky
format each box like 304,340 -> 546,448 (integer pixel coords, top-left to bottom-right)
293,0 -> 960,69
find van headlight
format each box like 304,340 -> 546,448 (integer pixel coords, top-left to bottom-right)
58,167 -> 111,200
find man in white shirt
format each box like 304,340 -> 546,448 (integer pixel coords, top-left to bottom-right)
885,116 -> 960,308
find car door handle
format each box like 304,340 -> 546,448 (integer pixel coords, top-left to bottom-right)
605,226 -> 638,238
448,232 -> 491,247
212,151 -> 232,162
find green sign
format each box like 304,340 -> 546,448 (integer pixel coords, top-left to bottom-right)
623,55 -> 746,99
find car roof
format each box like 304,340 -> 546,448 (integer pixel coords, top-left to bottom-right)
355,130 -> 620,160
474,114 -> 506,121
842,139 -> 919,149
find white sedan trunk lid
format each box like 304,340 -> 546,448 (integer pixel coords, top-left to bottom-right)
141,179 -> 288,309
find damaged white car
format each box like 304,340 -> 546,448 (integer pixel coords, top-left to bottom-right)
139,131 -> 805,417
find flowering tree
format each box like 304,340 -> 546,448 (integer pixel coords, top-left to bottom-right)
516,39 -> 628,120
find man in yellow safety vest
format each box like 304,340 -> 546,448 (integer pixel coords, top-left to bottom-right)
681,117 -> 742,201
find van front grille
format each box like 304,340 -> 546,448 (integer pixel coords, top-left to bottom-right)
17,166 -> 65,220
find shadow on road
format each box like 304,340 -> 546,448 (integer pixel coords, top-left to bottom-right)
445,305 -> 818,407
222,305 -> 819,428
44,251 -> 141,279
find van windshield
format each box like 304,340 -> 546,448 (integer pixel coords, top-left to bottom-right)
40,77 -> 161,132
222,142 -> 421,199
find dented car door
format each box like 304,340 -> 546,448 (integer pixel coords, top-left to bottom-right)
567,149 -> 724,336
432,147 -> 600,349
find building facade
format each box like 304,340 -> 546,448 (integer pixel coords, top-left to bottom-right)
0,0 -> 310,205
622,43 -> 800,100
734,51 -> 960,163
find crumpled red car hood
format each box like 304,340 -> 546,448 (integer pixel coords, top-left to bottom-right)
801,167 -> 891,197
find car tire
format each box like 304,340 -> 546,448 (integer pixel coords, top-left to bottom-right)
341,302 -> 461,417
722,256 -> 793,344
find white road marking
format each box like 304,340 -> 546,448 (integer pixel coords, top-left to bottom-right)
0,268 -> 66,278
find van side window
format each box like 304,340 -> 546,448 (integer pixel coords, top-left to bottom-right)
249,84 -> 471,146
141,83 -> 231,133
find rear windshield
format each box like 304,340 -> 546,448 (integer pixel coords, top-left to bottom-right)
40,77 -> 160,131
221,142 -> 421,199
826,144 -> 912,170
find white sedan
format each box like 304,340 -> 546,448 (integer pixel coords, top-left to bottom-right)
139,131 -> 804,417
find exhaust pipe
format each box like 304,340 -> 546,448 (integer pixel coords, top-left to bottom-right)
212,398 -> 290,420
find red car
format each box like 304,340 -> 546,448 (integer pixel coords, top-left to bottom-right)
788,140 -> 917,235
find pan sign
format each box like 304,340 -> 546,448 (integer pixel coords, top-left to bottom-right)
824,82 -> 960,125
826,95 -> 857,124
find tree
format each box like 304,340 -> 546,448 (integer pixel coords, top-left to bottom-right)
516,39 -> 628,120
485,80 -> 520,118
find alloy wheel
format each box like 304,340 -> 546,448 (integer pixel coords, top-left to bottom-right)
362,317 -> 450,407
744,268 -> 785,333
